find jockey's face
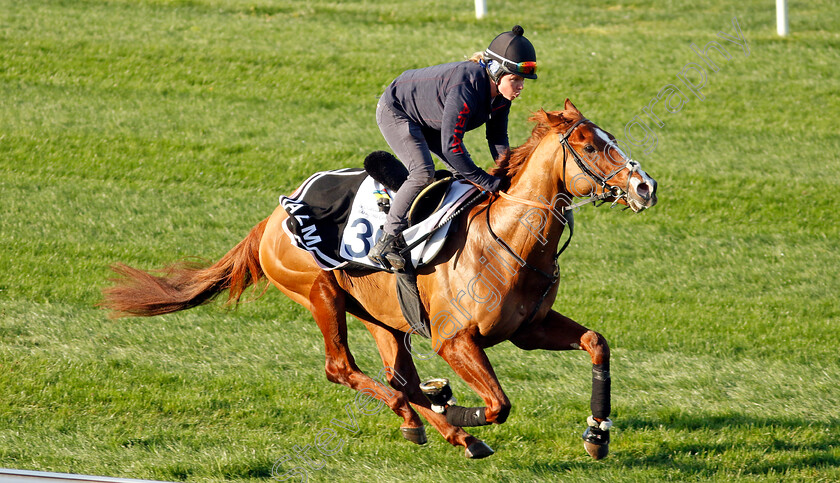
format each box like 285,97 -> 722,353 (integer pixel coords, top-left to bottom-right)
498,74 -> 525,101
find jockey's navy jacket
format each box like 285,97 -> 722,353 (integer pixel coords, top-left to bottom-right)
380,61 -> 509,192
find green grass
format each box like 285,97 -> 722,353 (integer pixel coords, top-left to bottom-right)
1,0 -> 839,481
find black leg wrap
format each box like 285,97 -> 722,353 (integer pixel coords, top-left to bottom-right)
591,363 -> 611,420
445,406 -> 489,427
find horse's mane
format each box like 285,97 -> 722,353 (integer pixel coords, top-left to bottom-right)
491,109 -> 566,184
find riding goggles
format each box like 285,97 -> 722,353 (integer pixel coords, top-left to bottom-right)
486,48 -> 538,77
508,61 -> 537,76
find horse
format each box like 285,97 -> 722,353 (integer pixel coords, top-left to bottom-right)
102,99 -> 658,460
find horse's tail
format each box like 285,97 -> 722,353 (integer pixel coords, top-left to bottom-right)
101,217 -> 269,318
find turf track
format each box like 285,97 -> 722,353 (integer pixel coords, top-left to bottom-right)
1,1 -> 838,481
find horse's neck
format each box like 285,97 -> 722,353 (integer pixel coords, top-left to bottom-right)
484,139 -> 569,266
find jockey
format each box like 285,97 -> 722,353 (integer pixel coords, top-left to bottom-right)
368,25 -> 538,270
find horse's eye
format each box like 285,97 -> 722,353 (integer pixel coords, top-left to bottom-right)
584,144 -> 596,154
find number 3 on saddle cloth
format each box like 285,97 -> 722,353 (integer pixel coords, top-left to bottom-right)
279,168 -> 477,272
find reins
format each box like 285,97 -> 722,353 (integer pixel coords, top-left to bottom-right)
481,116 -> 638,326
494,188 -> 614,212
494,191 -> 552,210
400,115 -> 643,326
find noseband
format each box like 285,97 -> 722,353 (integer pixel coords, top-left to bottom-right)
559,118 -> 640,209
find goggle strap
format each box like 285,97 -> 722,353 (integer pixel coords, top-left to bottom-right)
485,48 -> 536,75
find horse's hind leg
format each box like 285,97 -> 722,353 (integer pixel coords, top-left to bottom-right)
509,309 -> 612,459
260,208 -> 417,430
352,313 -> 485,454
306,272 -> 420,428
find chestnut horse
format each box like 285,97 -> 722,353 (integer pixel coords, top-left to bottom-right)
102,99 -> 657,460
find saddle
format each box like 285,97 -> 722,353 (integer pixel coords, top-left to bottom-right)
364,150 -> 455,227
279,157 -> 477,272
363,151 -> 466,340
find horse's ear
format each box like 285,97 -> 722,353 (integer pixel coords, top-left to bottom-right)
532,108 -> 573,128
531,108 -> 554,126
564,98 -> 580,114
542,109 -> 570,128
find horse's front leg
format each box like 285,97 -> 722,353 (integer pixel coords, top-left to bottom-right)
432,327 -> 513,458
510,309 -> 612,459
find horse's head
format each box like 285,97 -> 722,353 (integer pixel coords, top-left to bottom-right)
538,99 -> 658,212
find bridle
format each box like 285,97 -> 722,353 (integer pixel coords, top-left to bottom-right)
485,116 -> 644,327
493,117 -> 643,212
558,117 -> 641,210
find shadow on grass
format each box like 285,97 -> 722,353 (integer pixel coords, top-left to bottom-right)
155,459 -> 274,482
504,411 -> 839,478
622,412 -> 838,476
619,410 -> 839,432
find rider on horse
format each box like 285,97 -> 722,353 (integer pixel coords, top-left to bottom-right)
368,25 -> 539,270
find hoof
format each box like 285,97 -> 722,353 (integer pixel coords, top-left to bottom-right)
400,426 -> 428,445
464,440 -> 494,459
583,440 -> 609,459
582,418 -> 611,460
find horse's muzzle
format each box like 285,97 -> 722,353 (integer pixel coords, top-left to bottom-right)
627,175 -> 658,212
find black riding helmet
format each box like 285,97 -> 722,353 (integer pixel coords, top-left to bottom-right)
485,25 -> 537,83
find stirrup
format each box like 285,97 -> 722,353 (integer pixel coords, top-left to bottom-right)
384,251 -> 406,270
368,232 -> 406,270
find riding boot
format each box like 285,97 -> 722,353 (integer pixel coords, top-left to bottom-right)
368,232 -> 406,270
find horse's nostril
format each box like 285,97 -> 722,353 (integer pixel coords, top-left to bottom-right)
636,182 -> 650,199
